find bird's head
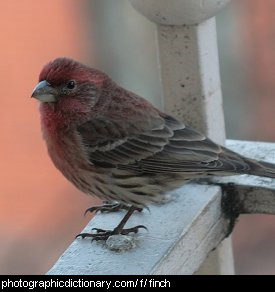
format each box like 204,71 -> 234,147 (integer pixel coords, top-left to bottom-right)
31,58 -> 108,111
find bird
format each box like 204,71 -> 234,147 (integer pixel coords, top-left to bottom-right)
31,57 -> 275,241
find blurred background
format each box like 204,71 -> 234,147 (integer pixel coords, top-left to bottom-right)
0,0 -> 274,274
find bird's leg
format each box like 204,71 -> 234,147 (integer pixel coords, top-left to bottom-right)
77,205 -> 147,241
84,201 -> 143,216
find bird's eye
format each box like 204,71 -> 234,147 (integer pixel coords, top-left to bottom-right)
66,80 -> 76,89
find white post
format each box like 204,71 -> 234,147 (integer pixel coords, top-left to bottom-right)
129,0 -> 233,274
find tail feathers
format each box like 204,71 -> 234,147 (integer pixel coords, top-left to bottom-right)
245,158 -> 275,179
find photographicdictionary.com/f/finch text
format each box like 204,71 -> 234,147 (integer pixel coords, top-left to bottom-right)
1,278 -> 171,289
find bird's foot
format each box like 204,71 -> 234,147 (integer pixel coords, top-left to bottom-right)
78,205 -> 147,242
84,202 -> 142,216
76,225 -> 147,241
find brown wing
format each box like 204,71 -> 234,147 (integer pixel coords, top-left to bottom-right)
77,114 -> 174,167
77,114 -> 250,173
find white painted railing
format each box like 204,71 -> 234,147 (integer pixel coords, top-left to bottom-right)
47,0 -> 275,274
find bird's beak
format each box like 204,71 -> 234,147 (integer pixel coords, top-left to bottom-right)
31,80 -> 57,103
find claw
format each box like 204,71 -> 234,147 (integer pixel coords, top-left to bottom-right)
77,225 -> 148,242
77,205 -> 147,242
120,225 -> 147,235
84,203 -> 141,216
92,228 -> 107,233
75,233 -> 94,239
84,205 -> 117,216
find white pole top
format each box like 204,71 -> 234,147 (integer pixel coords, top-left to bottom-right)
129,0 -> 231,25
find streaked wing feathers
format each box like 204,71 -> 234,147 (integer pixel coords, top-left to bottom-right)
77,114 -> 248,174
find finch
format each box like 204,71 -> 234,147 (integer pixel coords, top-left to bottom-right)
32,57 -> 275,240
